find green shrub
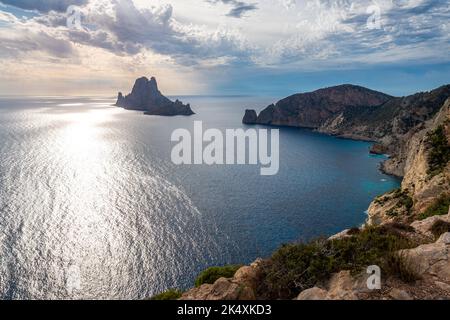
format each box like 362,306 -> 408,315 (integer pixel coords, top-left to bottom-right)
418,195 -> 450,220
430,220 -> 450,238
150,289 -> 183,300
384,188 -> 414,217
384,252 -> 419,283
386,209 -> 398,217
427,125 -> 450,177
398,193 -> 413,212
259,226 -> 414,299
195,265 -> 241,287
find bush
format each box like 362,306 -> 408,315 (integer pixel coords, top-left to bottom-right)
418,195 -> 450,220
426,125 -> 450,177
430,220 -> 450,238
379,222 -> 415,237
383,188 -> 414,217
258,226 -> 414,299
259,240 -> 332,299
384,252 -> 419,283
195,265 -> 242,287
150,289 -> 183,300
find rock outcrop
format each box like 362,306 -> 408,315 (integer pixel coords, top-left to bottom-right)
296,271 -> 371,300
180,260 -> 263,300
401,231 -> 450,288
115,76 -> 194,116
243,84 -> 392,128
242,109 -> 258,124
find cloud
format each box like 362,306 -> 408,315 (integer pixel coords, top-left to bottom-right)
206,0 -> 258,18
30,0 -> 251,66
1,0 -> 449,75
0,0 -> 88,13
0,11 -> 77,59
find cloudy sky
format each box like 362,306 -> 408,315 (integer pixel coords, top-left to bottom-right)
0,0 -> 449,96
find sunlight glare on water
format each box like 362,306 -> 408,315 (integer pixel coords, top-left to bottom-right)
0,99 -> 221,299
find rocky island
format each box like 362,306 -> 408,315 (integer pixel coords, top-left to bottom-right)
115,76 -> 194,116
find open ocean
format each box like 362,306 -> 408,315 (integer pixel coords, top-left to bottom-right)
0,96 -> 400,299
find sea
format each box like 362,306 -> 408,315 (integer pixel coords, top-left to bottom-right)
0,95 -> 400,299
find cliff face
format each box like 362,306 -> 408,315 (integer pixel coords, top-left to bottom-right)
115,76 -> 194,116
245,84 -> 450,177
367,98 -> 450,224
247,84 -> 392,128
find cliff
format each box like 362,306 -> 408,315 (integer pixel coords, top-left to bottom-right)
244,84 -> 392,128
115,76 -> 194,116
367,97 -> 450,224
244,84 -> 450,176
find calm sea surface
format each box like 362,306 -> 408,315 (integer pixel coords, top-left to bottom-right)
0,96 -> 399,299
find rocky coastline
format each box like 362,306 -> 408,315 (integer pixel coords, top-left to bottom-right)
244,84 -> 450,177
166,86 -> 450,301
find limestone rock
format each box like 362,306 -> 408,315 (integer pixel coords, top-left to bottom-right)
296,270 -> 372,300
233,266 -> 261,290
401,235 -> 450,285
296,287 -> 328,300
401,98 -> 450,213
326,271 -> 359,300
367,97 -> 450,225
411,215 -> 450,238
388,288 -> 413,300
437,232 -> 450,245
180,277 -> 255,300
180,259 -> 262,301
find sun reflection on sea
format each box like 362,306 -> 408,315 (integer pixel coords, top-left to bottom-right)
50,106 -> 123,298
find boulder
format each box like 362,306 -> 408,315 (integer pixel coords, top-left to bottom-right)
411,215 -> 450,238
388,288 -> 413,300
296,287 -> 328,300
180,277 -> 255,300
180,259 -> 262,301
401,233 -> 450,284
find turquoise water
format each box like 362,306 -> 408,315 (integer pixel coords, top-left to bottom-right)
0,96 -> 400,299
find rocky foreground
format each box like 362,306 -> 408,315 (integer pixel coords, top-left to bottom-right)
175,91 -> 450,301
115,76 -> 194,116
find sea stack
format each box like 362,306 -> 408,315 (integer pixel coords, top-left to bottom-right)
242,109 -> 258,124
115,76 -> 194,116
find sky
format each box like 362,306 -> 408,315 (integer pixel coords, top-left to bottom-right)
0,0 -> 449,97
